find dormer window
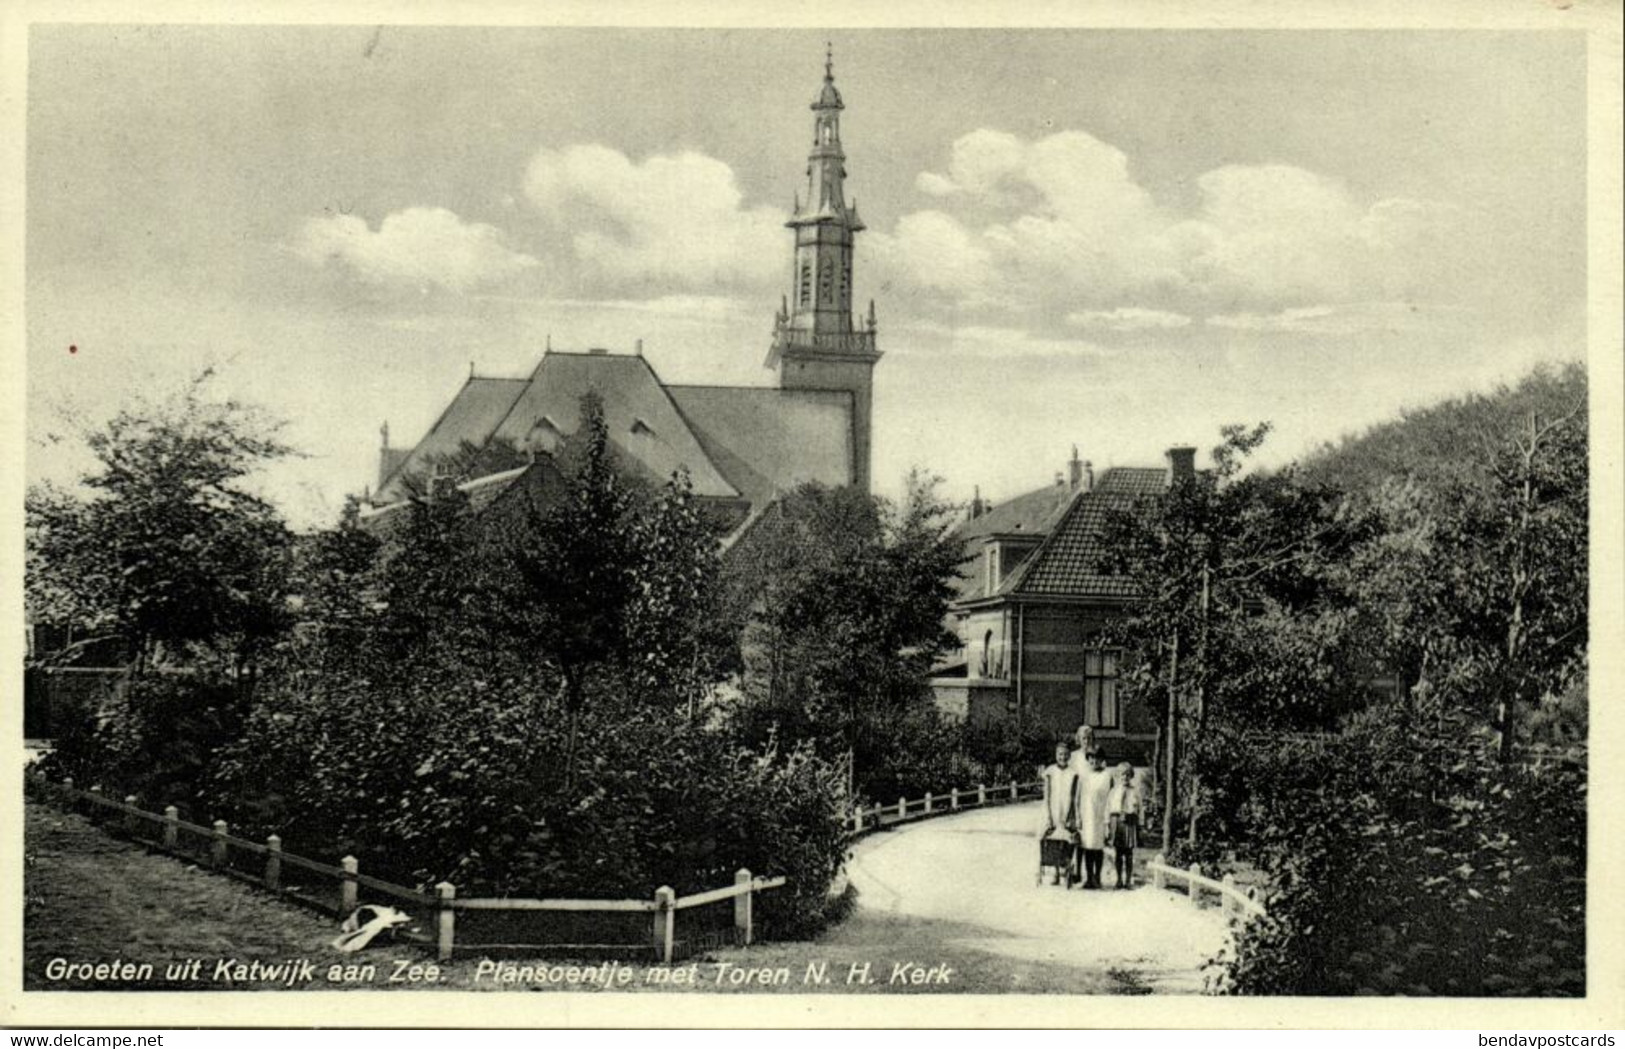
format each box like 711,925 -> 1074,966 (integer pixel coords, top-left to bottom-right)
630,418 -> 655,438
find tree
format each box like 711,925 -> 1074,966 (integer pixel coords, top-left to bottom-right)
1099,424 -> 1360,847
1310,363 -> 1587,754
25,372 -> 294,676
725,471 -> 962,796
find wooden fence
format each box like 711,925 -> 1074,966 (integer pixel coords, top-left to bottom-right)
1146,853 -> 1267,921
845,779 -> 1044,838
25,772 -> 784,964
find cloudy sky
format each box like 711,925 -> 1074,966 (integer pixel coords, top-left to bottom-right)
26,26 -> 1587,527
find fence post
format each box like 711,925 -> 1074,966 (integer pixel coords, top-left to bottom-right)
435,882 -> 456,963
924,792 -> 933,815
265,835 -> 282,891
88,785 -> 102,822
734,869 -> 753,946
210,820 -> 228,869
653,886 -> 676,965
162,806 -> 178,849
1009,780 -> 1018,801
123,795 -> 140,836
897,797 -> 906,820
977,783 -> 986,806
63,777 -> 74,792
1221,873 -> 1236,917
950,787 -> 960,810
340,856 -> 359,914
1187,863 -> 1202,908
1152,852 -> 1166,890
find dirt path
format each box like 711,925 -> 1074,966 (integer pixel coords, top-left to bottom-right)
23,795 -> 1228,995
844,801 -> 1232,993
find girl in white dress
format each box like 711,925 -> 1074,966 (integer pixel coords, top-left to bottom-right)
1077,750 -> 1113,889
1039,741 -> 1078,885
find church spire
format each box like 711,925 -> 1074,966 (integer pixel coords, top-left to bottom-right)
768,48 -> 881,493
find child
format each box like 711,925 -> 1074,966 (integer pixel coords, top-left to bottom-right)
1039,741 -> 1078,885
1077,750 -> 1112,889
1108,762 -> 1142,889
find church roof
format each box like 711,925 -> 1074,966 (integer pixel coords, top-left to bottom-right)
667,385 -> 853,510
376,377 -> 529,502
488,352 -> 739,500
374,351 -> 857,520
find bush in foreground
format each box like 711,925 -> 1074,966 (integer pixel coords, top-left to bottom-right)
1208,707 -> 1584,996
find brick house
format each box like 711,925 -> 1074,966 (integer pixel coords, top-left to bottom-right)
930,447 -> 1199,764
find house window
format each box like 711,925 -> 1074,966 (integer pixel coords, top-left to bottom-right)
1083,648 -> 1120,728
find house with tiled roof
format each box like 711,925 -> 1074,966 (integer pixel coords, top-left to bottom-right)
931,446 -> 1199,763
360,53 -> 879,545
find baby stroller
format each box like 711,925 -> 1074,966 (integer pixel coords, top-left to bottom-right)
1038,834 -> 1077,888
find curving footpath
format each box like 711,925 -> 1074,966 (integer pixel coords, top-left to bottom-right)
845,800 -> 1233,993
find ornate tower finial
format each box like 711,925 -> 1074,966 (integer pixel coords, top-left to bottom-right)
825,42 -> 833,81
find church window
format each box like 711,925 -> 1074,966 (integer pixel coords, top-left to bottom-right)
799,262 -> 811,307
1082,648 -> 1120,728
819,258 -> 833,303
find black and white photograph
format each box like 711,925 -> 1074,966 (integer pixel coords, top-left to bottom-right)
6,4 -> 1621,1030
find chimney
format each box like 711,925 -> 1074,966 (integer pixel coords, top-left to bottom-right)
1166,446 -> 1197,485
1083,460 -> 1095,493
969,485 -> 985,520
1054,471 -> 1065,488
1068,445 -> 1083,490
635,338 -> 644,356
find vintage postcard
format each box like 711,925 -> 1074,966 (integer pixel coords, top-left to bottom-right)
3,0 -> 1622,1031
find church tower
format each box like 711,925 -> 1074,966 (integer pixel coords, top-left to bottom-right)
767,47 -> 881,493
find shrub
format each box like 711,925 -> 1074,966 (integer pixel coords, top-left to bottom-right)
1208,708 -> 1585,996
210,661 -> 851,936
39,672 -> 249,816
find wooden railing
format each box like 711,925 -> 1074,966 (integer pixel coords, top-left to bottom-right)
26,772 -> 785,963
1146,852 -> 1267,920
845,779 -> 1043,837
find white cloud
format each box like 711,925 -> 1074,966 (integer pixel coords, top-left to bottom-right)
1067,307 -> 1192,332
292,207 -> 539,293
523,144 -> 784,290
878,128 -> 1469,320
1206,301 -> 1471,336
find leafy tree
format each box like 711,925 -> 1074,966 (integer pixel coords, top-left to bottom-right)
1309,363 -> 1587,755
25,372 -> 294,676
725,471 -> 962,797
1098,424 -> 1361,847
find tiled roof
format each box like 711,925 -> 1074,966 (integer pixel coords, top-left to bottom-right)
1092,467 -> 1168,497
950,466 -> 1167,605
667,385 -> 853,509
1006,487 -> 1145,599
377,377 -> 528,502
955,483 -> 1076,545
490,353 -> 738,500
